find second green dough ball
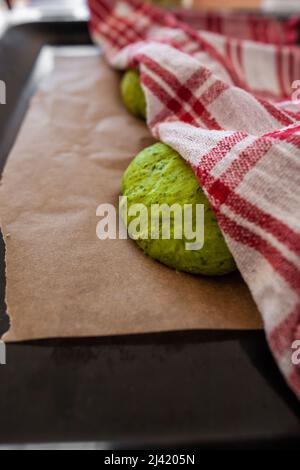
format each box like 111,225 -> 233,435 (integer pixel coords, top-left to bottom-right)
121,143 -> 236,276
121,69 -> 147,120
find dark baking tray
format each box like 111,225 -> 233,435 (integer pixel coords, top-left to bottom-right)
0,20 -> 300,450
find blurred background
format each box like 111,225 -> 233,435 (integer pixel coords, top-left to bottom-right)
0,0 -> 299,13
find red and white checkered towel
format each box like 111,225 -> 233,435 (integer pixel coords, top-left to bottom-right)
88,0 -> 300,400
175,9 -> 300,45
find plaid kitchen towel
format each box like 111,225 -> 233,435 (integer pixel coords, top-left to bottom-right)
175,9 -> 300,45
88,0 -> 300,400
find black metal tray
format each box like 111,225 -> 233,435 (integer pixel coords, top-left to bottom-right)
0,21 -> 300,450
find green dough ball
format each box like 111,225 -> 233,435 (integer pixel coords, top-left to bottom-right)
121,143 -> 236,276
121,69 -> 146,120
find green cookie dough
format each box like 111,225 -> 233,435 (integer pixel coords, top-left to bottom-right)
121,69 -> 146,120
121,143 -> 236,276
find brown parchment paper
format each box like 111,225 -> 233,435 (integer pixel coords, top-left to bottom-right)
0,48 -> 262,342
